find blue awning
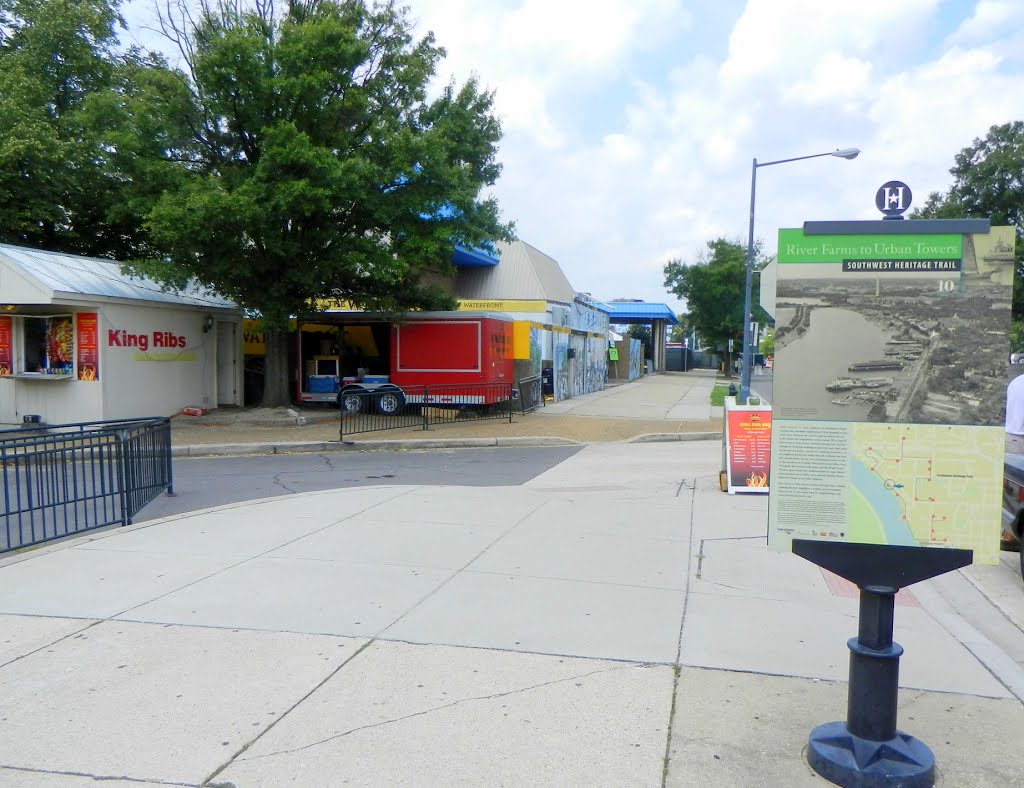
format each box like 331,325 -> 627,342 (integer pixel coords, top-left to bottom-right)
599,301 -> 679,325
452,244 -> 499,267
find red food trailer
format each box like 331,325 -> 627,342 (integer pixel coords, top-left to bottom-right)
299,313 -> 514,413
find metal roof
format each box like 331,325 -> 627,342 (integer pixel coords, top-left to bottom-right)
0,244 -> 237,309
600,301 -> 679,325
455,240 -> 575,303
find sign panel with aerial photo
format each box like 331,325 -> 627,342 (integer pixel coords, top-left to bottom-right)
768,225 -> 1014,563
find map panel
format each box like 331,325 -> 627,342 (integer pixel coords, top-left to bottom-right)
767,420 -> 1003,563
849,423 -> 1003,562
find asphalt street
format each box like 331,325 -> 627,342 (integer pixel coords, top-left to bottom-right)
750,369 -> 773,403
136,445 -> 584,522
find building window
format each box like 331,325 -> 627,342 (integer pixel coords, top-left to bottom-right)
21,316 -> 74,374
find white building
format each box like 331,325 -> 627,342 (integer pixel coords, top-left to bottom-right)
0,244 -> 242,425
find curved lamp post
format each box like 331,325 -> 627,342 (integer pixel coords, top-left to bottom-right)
739,147 -> 860,403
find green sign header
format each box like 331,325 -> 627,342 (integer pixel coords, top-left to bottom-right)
777,228 -> 963,263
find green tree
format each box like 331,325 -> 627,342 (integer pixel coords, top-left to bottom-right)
669,313 -> 695,344
663,238 -> 769,377
138,0 -> 513,406
912,121 -> 1024,327
0,0 -> 179,258
759,327 -> 774,356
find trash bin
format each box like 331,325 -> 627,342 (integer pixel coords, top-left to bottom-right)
541,368 -> 554,396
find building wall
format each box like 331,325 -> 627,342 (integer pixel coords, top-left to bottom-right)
99,303 -> 241,419
568,301 -> 609,398
0,371 -> 103,424
628,338 -> 643,379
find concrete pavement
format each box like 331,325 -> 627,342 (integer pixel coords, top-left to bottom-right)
2,371 -> 1023,786
1,437 -> 1023,785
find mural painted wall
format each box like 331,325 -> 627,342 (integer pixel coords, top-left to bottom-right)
628,338 -> 643,379
529,328 -> 542,374
572,302 -> 608,334
553,335 -> 570,401
568,333 -> 609,397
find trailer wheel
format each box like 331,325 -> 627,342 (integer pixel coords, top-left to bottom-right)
338,387 -> 366,413
376,388 -> 405,415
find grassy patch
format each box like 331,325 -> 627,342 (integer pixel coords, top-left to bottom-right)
709,385 -> 730,406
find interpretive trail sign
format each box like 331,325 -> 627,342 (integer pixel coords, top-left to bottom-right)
768,224 -> 1014,563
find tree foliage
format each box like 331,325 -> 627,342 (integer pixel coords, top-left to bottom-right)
133,0 -> 514,404
911,121 -> 1024,334
663,238 -> 769,352
0,0 -> 180,257
139,0 -> 511,321
669,313 -> 695,344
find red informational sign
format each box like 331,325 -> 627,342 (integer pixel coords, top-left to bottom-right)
76,312 -> 99,381
726,406 -> 772,494
0,315 -> 11,376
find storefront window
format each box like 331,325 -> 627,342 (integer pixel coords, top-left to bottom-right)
21,316 -> 74,374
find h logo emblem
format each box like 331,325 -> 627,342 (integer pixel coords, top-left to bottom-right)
875,181 -> 913,219
883,186 -> 906,209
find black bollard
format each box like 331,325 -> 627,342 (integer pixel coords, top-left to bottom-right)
792,540 -> 973,788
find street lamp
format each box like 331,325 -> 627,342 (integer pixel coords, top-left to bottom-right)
738,147 -> 860,403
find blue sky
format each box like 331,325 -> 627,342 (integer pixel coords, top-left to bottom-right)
122,0 -> 1024,315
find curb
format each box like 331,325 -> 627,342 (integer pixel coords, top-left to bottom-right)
626,431 -> 722,443
171,432 -> 723,457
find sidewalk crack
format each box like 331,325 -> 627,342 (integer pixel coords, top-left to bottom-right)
0,763 -> 195,786
242,663 -> 643,761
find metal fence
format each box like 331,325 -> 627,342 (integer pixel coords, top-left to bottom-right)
518,374 -> 544,413
1,417 -> 173,555
340,382 -> 515,439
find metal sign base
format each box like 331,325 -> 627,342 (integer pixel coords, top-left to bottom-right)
792,539 -> 974,788
807,721 -> 934,788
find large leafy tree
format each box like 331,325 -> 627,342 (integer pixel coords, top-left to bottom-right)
912,121 -> 1024,340
139,0 -> 513,405
669,313 -> 695,344
0,0 -> 180,257
663,238 -> 769,376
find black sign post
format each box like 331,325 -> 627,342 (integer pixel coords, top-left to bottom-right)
792,540 -> 973,787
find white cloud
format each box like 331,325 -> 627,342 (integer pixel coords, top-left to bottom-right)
117,0 -> 1024,314
947,0 -> 1015,46
782,53 -> 873,109
719,0 -> 940,91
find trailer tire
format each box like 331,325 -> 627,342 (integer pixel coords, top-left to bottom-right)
338,387 -> 366,413
376,388 -> 405,415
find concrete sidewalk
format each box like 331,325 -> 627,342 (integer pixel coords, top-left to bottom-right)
1,441 -> 1022,786
170,371 -> 725,456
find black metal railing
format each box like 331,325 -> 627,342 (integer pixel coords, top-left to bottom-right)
518,374 -> 544,413
340,382 -> 515,439
1,417 -> 173,554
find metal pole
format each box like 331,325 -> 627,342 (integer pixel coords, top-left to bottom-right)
740,157 -> 757,403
